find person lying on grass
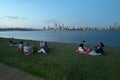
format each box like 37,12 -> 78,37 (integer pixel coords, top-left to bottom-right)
9,40 -> 19,46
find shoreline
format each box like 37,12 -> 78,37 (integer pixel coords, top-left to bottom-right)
1,37 -> 120,48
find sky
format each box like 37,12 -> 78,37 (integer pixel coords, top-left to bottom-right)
0,0 -> 120,28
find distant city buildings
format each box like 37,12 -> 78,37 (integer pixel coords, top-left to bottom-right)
42,23 -> 120,31
0,23 -> 120,31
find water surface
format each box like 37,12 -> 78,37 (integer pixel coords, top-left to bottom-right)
0,30 -> 120,47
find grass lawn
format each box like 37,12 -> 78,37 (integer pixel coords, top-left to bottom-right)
0,38 -> 120,80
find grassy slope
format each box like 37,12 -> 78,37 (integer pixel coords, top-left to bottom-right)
0,38 -> 120,80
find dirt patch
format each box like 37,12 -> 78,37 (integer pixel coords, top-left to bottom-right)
0,63 -> 43,80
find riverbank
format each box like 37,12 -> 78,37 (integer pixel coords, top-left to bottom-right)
0,38 -> 120,80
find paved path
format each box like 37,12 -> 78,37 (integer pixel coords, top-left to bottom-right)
0,63 -> 43,80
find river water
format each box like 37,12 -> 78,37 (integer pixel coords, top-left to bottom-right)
0,30 -> 120,47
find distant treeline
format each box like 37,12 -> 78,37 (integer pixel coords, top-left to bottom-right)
0,28 -> 41,31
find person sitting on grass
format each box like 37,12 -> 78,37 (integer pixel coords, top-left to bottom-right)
18,41 -> 24,52
94,42 -> 105,55
76,43 -> 91,54
76,40 -> 90,54
23,43 -> 34,56
37,41 -> 48,54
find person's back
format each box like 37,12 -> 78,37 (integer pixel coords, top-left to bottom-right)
23,44 -> 31,56
23,44 -> 29,53
18,41 -> 23,52
24,46 -> 28,52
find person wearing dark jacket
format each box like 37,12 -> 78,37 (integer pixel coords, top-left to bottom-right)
95,42 -> 104,54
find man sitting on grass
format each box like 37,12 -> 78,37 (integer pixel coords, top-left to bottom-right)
23,43 -> 33,56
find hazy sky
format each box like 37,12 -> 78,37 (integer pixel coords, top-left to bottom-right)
0,0 -> 120,28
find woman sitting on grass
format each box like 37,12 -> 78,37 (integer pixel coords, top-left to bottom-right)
87,42 -> 104,56
37,41 -> 48,54
94,42 -> 104,55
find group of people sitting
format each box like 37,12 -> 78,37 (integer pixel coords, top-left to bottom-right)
18,41 -> 35,56
10,40 -> 105,56
10,40 -> 49,56
76,41 -> 105,56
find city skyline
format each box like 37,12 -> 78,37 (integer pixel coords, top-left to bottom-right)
0,0 -> 120,28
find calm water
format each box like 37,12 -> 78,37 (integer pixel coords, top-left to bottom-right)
0,30 -> 120,47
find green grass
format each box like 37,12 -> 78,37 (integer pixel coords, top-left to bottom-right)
0,38 -> 120,80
